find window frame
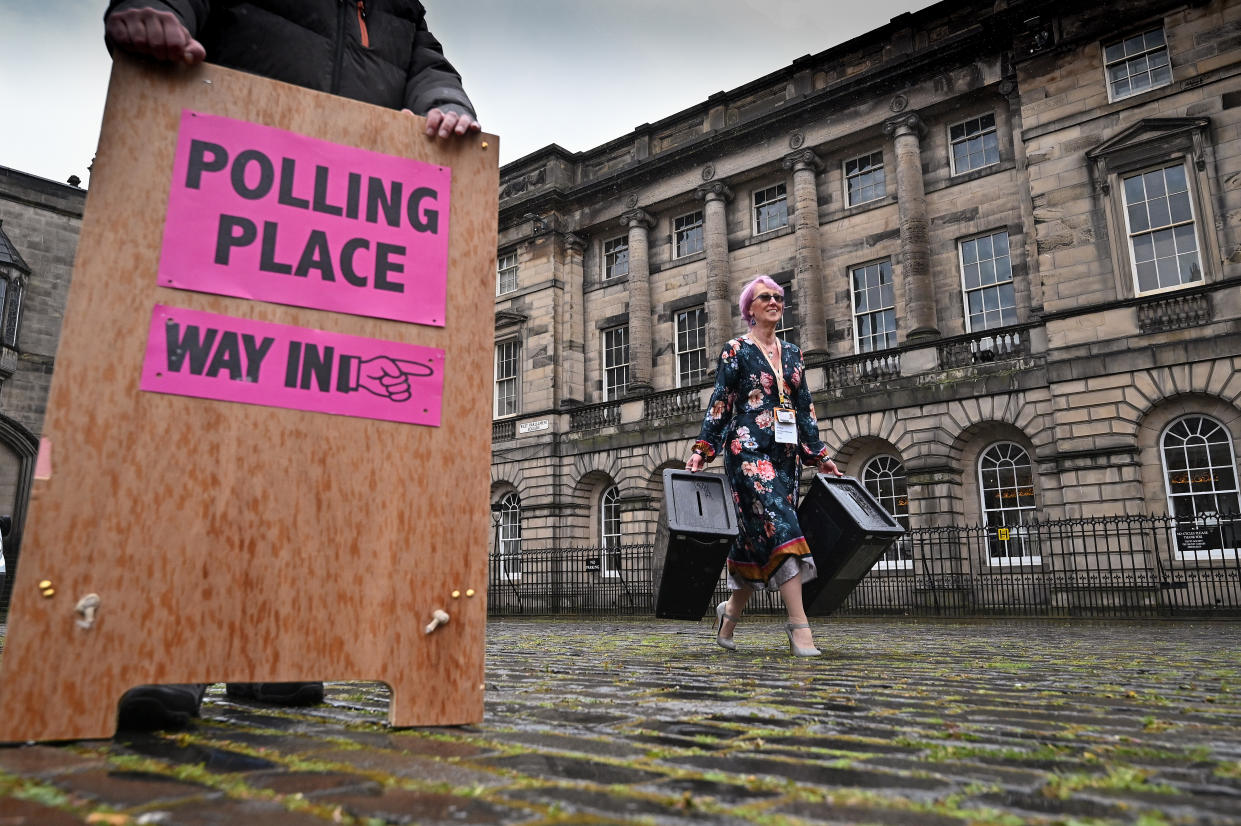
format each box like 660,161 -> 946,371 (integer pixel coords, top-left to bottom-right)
752,182 -> 789,235
948,112 -> 1000,176
1120,161 -> 1204,297
861,455 -> 912,570
673,210 -> 705,259
496,492 -> 522,581
849,259 -> 898,354
773,283 -> 798,348
958,229 -> 1018,334
674,306 -> 709,387
1087,118 -> 1220,302
602,235 -> 629,282
494,338 -> 521,419
600,484 -> 622,577
1104,26 -> 1173,103
602,324 -> 630,401
1160,414 -> 1241,561
843,150 -> 886,207
977,441 -> 1040,566
496,249 -> 519,296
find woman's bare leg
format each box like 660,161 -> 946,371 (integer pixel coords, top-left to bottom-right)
778,576 -> 816,650
719,586 -> 753,639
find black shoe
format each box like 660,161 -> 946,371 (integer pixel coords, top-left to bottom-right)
117,684 -> 208,730
225,681 -> 325,706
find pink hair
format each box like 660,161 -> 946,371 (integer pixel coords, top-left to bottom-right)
738,275 -> 784,326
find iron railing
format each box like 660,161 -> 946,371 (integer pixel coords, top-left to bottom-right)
487,515 -> 1241,618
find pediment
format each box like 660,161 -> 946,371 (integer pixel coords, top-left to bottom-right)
495,310 -> 528,329
1086,117 -> 1209,160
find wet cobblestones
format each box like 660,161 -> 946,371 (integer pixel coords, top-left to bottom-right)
0,618 -> 1237,825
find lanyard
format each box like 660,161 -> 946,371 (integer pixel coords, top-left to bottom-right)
749,335 -> 789,406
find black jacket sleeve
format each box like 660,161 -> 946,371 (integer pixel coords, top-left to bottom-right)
403,11 -> 476,118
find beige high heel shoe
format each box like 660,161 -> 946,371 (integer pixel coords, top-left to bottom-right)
714,601 -> 739,651
785,622 -> 822,657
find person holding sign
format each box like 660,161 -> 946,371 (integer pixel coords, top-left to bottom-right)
685,275 -> 843,658
104,0 -> 480,140
103,0 -> 479,729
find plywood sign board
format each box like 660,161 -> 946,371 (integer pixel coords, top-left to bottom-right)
0,54 -> 498,741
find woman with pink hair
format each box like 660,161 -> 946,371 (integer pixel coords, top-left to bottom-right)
685,274 -> 842,657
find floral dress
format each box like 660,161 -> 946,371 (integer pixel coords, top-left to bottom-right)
692,336 -> 829,589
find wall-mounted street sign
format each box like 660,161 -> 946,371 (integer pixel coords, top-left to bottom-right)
0,55 -> 498,741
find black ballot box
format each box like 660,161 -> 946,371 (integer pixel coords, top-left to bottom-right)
653,469 -> 739,620
798,475 -> 906,616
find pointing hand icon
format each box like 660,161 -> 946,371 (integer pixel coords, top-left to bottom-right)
353,356 -> 434,402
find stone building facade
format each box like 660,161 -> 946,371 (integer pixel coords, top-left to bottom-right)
0,167 -> 85,580
491,0 -> 1241,594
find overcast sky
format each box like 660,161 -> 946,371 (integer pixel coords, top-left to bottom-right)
0,1 -> 937,187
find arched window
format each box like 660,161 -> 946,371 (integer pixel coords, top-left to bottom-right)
861,455 -> 911,569
600,484 -> 622,576
1161,415 -> 1240,558
497,492 -> 522,580
978,442 -> 1038,564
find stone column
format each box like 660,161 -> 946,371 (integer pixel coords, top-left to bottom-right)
622,209 -> 655,394
782,150 -> 828,360
696,181 -> 733,359
558,233 -> 586,408
884,112 -> 939,341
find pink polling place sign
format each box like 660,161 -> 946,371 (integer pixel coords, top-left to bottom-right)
159,110 -> 451,326
140,304 -> 444,427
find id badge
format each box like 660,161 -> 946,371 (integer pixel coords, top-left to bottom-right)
774,407 -> 797,444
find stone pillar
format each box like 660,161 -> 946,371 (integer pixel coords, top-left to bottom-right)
884,112 -> 939,341
558,233 -> 586,408
1000,76 -> 1043,315
696,181 -> 733,359
622,209 -> 655,394
782,150 -> 828,360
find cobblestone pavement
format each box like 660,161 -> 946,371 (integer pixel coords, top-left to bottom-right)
0,618 -> 1238,825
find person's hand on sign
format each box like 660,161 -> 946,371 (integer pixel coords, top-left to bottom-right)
685,453 -> 705,473
105,7 -> 206,65
357,356 -> 433,403
817,457 -> 844,477
410,108 -> 483,141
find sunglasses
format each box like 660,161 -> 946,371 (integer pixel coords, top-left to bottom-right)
753,292 -> 785,304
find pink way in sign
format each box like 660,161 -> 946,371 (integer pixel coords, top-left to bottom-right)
140,304 -> 444,427
159,110 -> 452,326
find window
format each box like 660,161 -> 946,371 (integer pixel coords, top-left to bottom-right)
862,456 -> 911,569
675,307 -> 708,386
602,325 -> 630,400
496,250 -> 518,295
774,285 -> 798,348
1122,163 -> 1202,295
753,183 -> 788,234
1162,415 -> 1241,558
844,151 -> 886,206
850,260 -> 897,353
674,210 -> 704,258
494,340 -> 520,418
601,485 -> 622,576
949,113 -> 999,174
497,492 -> 522,580
603,236 -> 629,281
1105,28 -> 1171,101
978,442 -> 1039,564
959,231 -> 1017,332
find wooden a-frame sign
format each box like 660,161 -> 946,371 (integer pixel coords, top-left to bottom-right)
0,55 -> 498,741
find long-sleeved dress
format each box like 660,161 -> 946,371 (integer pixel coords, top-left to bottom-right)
692,336 -> 829,588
